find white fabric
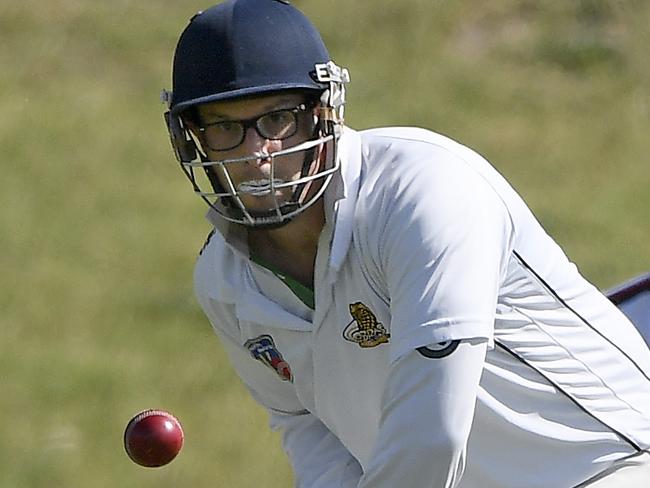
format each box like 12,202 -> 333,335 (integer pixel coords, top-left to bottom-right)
356,342 -> 488,488
194,127 -> 650,488
576,451 -> 650,487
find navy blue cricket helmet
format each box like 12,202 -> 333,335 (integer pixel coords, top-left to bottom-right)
163,0 -> 351,227
170,0 -> 330,114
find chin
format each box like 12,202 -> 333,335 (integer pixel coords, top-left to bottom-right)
241,194 -> 292,212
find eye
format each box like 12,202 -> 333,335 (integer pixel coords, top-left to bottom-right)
259,110 -> 296,138
213,121 -> 239,133
266,110 -> 293,126
202,120 -> 244,151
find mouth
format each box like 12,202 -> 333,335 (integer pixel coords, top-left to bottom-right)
237,178 -> 286,196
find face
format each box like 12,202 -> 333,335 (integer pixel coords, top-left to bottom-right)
191,92 -> 324,217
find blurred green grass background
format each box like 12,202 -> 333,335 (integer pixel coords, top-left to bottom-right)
1,0 -> 648,486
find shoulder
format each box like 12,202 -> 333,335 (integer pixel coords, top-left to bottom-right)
353,127 -> 508,211
354,127 -> 506,197
358,126 -> 481,161
350,127 -> 517,252
194,228 -> 218,300
194,226 -> 242,306
198,228 -> 216,257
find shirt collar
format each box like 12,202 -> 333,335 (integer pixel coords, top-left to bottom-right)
325,127 -> 362,274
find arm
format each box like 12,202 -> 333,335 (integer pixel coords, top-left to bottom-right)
272,410 -> 363,488
217,329 -> 363,488
356,144 -> 514,486
357,340 -> 487,488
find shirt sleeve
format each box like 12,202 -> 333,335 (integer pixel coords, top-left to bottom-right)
356,340 -> 488,488
363,145 -> 514,362
271,411 -> 363,488
354,142 -> 512,486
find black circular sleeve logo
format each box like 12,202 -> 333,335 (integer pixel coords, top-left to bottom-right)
416,340 -> 460,359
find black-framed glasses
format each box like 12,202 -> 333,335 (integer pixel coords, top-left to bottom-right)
198,103 -> 313,152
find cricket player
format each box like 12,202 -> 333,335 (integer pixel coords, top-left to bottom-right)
162,1 -> 650,486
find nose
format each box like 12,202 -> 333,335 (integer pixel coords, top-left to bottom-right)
240,127 -> 279,158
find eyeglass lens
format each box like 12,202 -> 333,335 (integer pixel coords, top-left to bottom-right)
202,106 -> 305,151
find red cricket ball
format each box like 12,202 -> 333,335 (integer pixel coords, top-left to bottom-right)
124,409 -> 184,467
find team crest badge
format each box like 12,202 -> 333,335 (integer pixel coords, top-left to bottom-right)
343,302 -> 390,348
244,335 -> 293,382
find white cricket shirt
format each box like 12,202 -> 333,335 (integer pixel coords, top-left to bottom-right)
194,127 -> 650,488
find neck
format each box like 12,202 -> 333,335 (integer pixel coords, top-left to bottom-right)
247,199 -> 325,288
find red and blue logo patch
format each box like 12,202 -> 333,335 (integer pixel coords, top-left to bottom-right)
244,335 -> 293,382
